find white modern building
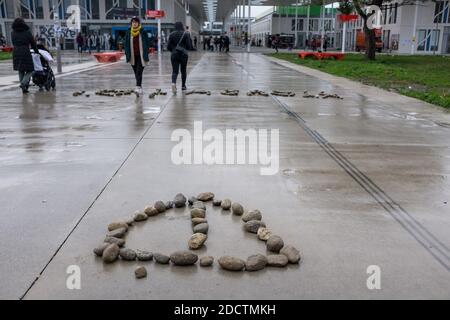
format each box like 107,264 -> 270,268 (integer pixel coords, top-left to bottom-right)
235,1 -> 450,54
0,0 -> 201,49
339,0 -> 450,54
250,5 -> 337,48
336,0 -> 450,54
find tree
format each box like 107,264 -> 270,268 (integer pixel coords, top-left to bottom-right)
349,0 -> 436,60
352,0 -> 383,60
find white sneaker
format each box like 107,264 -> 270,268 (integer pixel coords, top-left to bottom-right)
171,83 -> 177,95
134,87 -> 143,96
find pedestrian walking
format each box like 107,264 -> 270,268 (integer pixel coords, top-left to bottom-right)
124,16 -> 150,96
11,18 -> 39,94
76,32 -> 83,53
167,21 -> 193,94
273,35 -> 279,53
0,33 -> 6,47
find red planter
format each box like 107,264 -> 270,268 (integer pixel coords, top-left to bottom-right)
92,52 -> 124,63
338,14 -> 358,22
1,46 -> 13,52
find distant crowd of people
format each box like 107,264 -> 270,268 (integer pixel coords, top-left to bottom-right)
201,33 -> 231,52
0,33 -> 6,47
75,33 -> 117,53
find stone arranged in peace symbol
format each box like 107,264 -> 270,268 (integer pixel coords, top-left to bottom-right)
93,192 -> 301,279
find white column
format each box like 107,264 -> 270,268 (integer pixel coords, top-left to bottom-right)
320,0 -> 325,51
411,0 -> 419,54
99,0 -> 106,21
294,0 -> 299,48
247,0 -> 251,53
157,0 -> 161,55
306,5 -> 310,49
342,22 -> 346,53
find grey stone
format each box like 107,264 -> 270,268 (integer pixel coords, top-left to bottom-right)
165,201 -> 174,210
193,201 -> 206,210
188,233 -> 207,249
93,243 -> 109,257
133,211 -> 148,222
267,254 -> 289,267
218,256 -> 245,271
221,199 -> 232,210
120,248 -> 137,261
107,227 -> 127,238
125,217 -> 135,226
197,192 -> 215,201
154,201 -> 166,213
244,220 -> 266,233
144,206 -> 159,217
280,246 -> 301,264
231,203 -> 244,216
193,223 -> 209,234
136,250 -> 153,261
192,218 -> 207,225
102,244 -> 120,263
154,253 -> 170,264
257,228 -> 273,241
242,209 -> 262,222
245,254 -> 268,271
170,251 -> 198,266
188,196 -> 197,206
174,193 -> 187,208
266,235 -> 284,253
190,208 -> 206,219
135,266 -> 147,279
104,236 -> 125,247
200,256 -> 214,267
213,199 -> 222,206
107,221 -> 128,232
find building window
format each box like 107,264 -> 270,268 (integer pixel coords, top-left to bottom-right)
291,19 -> 303,32
0,0 -> 7,18
106,0 -> 139,20
381,3 -> 398,25
417,29 -> 440,51
78,0 -> 100,20
434,1 -> 450,23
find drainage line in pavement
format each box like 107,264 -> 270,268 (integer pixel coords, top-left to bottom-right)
271,95 -> 450,272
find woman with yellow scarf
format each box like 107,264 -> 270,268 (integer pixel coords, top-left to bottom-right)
125,17 -> 150,96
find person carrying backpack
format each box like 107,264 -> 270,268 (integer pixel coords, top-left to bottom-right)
167,22 -> 193,94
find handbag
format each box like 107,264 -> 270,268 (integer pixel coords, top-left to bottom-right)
175,32 -> 188,56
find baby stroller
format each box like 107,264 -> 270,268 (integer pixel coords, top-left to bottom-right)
31,48 -> 56,91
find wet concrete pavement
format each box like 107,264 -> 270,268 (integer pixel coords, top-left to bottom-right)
0,51 -> 449,299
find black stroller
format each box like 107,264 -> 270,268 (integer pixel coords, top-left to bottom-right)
31,47 -> 56,91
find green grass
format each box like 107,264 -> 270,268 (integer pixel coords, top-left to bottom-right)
267,53 -> 450,109
0,51 -> 12,60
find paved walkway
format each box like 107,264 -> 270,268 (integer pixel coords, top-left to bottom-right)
0,51 -> 449,299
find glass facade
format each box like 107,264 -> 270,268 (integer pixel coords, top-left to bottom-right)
417,29 -> 440,52
434,1 -> 450,24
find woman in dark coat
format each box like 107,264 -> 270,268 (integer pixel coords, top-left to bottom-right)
11,18 -> 39,94
124,17 -> 150,96
167,21 -> 193,94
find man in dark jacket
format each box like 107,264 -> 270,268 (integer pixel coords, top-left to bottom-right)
223,32 -> 230,53
167,21 -> 193,94
11,18 -> 39,94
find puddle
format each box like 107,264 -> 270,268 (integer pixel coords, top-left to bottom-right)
143,107 -> 161,114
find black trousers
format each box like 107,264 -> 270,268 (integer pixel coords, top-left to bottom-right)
171,53 -> 188,87
132,55 -> 144,87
